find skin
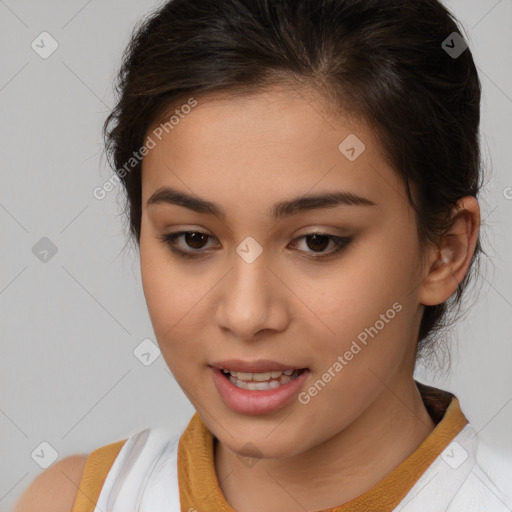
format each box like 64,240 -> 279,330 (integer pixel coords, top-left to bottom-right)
139,84 -> 480,512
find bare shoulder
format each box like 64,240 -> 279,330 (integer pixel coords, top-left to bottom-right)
13,454 -> 89,512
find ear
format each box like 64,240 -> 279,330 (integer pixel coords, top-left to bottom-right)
418,196 -> 480,306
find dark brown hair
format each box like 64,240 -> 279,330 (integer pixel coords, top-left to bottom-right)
103,0 -> 485,361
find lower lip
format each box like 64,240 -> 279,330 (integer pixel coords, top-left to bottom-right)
210,367 -> 310,415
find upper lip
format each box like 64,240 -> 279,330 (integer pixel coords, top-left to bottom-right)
210,359 -> 307,373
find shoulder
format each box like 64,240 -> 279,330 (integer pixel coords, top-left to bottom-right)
473,435 -> 512,503
13,454 -> 89,512
448,430 -> 512,510
13,426 -> 182,512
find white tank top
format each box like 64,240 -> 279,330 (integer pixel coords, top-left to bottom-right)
93,422 -> 512,511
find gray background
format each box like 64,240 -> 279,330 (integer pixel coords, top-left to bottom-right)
1,1 -> 511,510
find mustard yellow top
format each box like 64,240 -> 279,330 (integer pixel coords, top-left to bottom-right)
72,383 -> 468,512
71,439 -> 126,512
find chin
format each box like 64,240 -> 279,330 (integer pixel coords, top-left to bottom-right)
219,431 -> 307,461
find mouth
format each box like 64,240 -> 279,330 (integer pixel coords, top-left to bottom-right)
220,368 -> 307,391
210,364 -> 311,415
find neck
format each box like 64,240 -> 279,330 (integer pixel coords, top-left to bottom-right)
214,379 -> 436,512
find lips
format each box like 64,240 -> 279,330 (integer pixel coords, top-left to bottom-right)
211,366 -> 311,414
210,358 -> 307,373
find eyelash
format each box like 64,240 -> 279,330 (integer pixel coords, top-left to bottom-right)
158,231 -> 352,260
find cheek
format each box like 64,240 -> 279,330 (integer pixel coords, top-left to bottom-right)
315,242 -> 414,320
304,227 -> 420,365
139,230 -> 192,342
140,242 -> 174,334
139,231 -> 215,377
140,252 -> 195,381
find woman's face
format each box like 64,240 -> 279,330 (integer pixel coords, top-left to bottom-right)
139,85 -> 431,458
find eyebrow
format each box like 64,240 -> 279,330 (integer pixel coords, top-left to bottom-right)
146,186 -> 377,220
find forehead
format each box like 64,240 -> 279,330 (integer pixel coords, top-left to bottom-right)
141,86 -> 401,213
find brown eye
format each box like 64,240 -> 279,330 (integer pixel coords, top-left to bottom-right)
159,230 -> 217,259
183,232 -> 209,249
304,234 -> 330,252
291,233 -> 353,259
159,231 -> 352,260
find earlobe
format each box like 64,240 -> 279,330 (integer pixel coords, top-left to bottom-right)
418,196 -> 480,307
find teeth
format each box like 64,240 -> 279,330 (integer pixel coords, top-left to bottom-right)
222,368 -> 305,390
222,369 -> 297,381
228,374 -> 296,390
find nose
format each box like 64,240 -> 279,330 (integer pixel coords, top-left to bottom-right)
214,250 -> 289,340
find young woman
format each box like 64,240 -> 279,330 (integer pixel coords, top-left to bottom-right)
15,0 -> 512,511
